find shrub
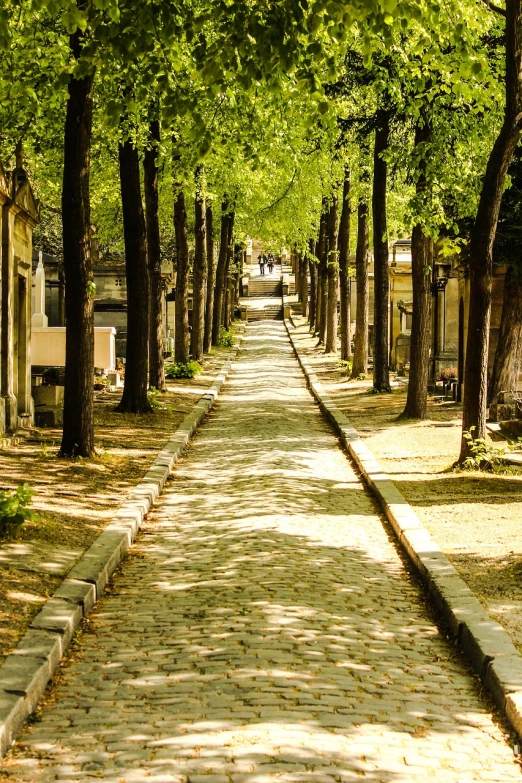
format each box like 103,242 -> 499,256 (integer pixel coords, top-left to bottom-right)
439,366 -> 458,381
218,327 -> 235,348
337,359 -> 352,375
165,360 -> 202,379
0,484 -> 35,536
147,386 -> 163,409
459,428 -> 509,471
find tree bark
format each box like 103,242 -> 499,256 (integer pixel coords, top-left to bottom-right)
223,211 -> 235,329
372,117 -> 391,392
402,119 -> 433,419
144,118 -> 166,392
351,199 -> 369,378
308,239 -> 318,331
298,252 -> 308,318
117,138 -> 152,413
174,182 -> 190,364
459,0 -> 522,462
488,266 -> 522,404
317,204 -> 328,343
325,196 -> 339,353
212,201 -> 230,345
190,166 -> 206,361
60,27 -> 95,457
203,204 -> 215,354
338,170 -> 351,361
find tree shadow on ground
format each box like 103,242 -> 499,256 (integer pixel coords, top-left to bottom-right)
4,322 -> 517,782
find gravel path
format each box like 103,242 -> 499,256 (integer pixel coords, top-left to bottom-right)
3,321 -> 520,782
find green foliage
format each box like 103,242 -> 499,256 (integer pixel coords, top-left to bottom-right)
217,327 -> 235,348
460,429 -> 509,472
165,361 -> 202,379
338,358 -> 352,375
0,484 -> 35,536
147,386 -> 163,409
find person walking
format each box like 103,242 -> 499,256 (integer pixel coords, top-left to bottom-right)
267,253 -> 274,274
258,253 -> 265,276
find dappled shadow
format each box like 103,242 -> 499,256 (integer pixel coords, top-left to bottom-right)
4,322 -> 519,782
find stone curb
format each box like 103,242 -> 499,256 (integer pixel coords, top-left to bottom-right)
284,318 -> 522,741
0,339 -> 242,758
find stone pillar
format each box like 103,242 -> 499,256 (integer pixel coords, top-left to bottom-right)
31,251 -> 48,327
1,205 -> 17,428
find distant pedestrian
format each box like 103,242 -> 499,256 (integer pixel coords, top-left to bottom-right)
267,253 -> 274,274
258,254 -> 265,276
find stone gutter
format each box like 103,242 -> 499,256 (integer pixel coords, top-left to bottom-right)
0,338 -> 242,758
284,317 -> 522,742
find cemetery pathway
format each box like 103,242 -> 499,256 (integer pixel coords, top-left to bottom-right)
3,321 -> 521,782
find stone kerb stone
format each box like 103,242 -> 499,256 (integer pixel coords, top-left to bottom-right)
0,337 -> 243,759
284,318 -> 522,739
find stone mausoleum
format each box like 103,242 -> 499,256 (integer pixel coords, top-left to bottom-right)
0,156 -> 39,436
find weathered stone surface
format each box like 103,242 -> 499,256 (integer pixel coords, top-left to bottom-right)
53,578 -> 96,615
0,655 -> 50,710
10,629 -> 63,670
30,597 -> 82,645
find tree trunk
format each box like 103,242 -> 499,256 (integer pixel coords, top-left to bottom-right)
299,251 -> 308,318
372,117 -> 391,392
317,205 -> 328,343
60,28 -> 95,457
325,196 -> 339,353
117,138 -> 152,413
488,266 -> 522,404
223,211 -> 235,329
191,166 -> 206,361
309,240 -> 318,331
174,183 -> 190,364
402,229 -> 433,418
351,199 -> 369,378
402,119 -> 433,419
212,202 -> 230,345
459,0 -> 522,462
203,204 -> 215,354
144,118 -> 166,392
338,170 -> 351,361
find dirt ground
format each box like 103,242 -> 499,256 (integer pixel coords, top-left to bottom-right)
0,344 -> 236,665
289,317 -> 522,653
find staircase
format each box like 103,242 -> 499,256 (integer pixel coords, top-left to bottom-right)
243,241 -> 284,321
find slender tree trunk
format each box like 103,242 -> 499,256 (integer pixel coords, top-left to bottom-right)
212,202 -> 230,345
460,0 -> 522,462
402,230 -> 433,418
223,212 -> 235,329
174,183 -> 190,364
402,119 -> 433,419
488,266 -> 522,404
299,251 -> 308,318
309,241 -> 318,331
317,204 -> 328,342
117,138 -> 152,413
351,199 -> 369,378
339,170 -> 351,361
60,27 -> 95,457
325,196 -> 339,353
144,118 -> 165,392
372,117 -> 391,392
191,166 -> 206,361
203,205 -> 215,354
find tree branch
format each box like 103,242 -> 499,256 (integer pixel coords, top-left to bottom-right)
481,0 -> 506,16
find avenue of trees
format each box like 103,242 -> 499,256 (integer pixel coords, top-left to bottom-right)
0,0 -> 520,465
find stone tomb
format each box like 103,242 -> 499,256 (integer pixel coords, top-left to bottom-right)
0,158 -> 39,435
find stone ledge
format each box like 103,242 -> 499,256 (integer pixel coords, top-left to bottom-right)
0,337 -> 242,759
285,319 -> 522,740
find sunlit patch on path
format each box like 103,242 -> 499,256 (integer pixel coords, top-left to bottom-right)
3,321 -> 520,782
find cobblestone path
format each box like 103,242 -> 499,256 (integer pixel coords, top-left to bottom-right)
3,322 -> 521,782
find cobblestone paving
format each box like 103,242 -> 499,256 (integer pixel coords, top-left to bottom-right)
3,322 -> 521,782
